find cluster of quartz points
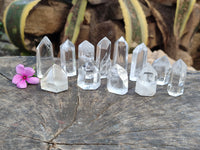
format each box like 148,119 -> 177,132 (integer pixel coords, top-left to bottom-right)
36,36 -> 187,97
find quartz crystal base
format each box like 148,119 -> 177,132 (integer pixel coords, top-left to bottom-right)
41,64 -> 68,93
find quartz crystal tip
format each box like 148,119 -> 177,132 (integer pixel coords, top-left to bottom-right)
167,59 -> 187,97
107,64 -> 128,95
152,56 -> 171,85
78,40 -> 95,68
113,36 -> 128,70
77,61 -> 101,90
41,64 -> 68,93
36,36 -> 54,78
135,63 -> 157,96
60,39 -> 77,77
130,43 -> 148,81
96,37 -> 111,78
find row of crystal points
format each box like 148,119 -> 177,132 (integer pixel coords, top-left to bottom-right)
36,36 -> 187,97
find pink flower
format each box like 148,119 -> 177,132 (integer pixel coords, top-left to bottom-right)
12,64 -> 39,88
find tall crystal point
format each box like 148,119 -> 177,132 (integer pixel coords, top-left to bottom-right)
60,39 -> 76,77
107,64 -> 128,95
41,64 -> 68,93
130,43 -> 147,81
78,40 -> 94,68
36,36 -> 54,78
96,37 -> 111,78
77,61 -> 101,90
167,59 -> 187,97
152,56 -> 171,85
113,36 -> 128,70
135,63 -> 157,96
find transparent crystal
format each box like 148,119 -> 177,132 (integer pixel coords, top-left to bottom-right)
78,40 -> 94,68
60,39 -> 77,77
36,36 -> 54,78
113,36 -> 128,70
77,61 -> 101,90
167,59 -> 187,97
96,37 -> 111,78
107,64 -> 128,95
135,63 -> 157,96
152,56 -> 171,85
41,64 -> 68,93
130,43 -> 147,81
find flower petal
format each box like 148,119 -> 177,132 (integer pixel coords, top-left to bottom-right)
17,80 -> 27,88
12,74 -> 22,84
24,67 -> 35,77
27,77 -> 40,84
16,64 -> 24,74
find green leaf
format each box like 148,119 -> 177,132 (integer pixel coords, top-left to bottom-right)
3,0 -> 41,49
62,0 -> 87,44
174,0 -> 196,38
118,0 -> 148,45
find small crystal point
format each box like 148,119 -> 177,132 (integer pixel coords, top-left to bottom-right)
152,56 -> 171,85
96,37 -> 111,78
77,61 -> 101,90
41,64 -> 68,93
113,36 -> 128,70
78,40 -> 95,68
36,36 -> 54,78
167,59 -> 187,97
60,39 -> 77,77
135,63 -> 157,96
130,43 -> 148,81
107,64 -> 128,95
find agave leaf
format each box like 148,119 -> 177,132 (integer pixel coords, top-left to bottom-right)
62,0 -> 87,43
3,0 -> 41,49
118,0 -> 148,45
174,0 -> 196,38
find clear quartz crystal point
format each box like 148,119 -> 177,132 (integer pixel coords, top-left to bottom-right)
152,56 -> 171,85
41,64 -> 68,93
107,64 -> 128,95
135,63 -> 157,96
60,39 -> 77,77
167,59 -> 187,97
113,36 -> 128,70
96,37 -> 111,78
77,61 -> 101,90
130,43 -> 148,81
78,40 -> 94,68
36,36 -> 54,78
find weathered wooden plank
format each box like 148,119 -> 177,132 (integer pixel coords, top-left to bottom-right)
0,56 -> 200,149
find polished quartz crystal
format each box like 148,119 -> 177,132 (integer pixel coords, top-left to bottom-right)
107,64 -> 128,95
36,36 -> 54,78
135,63 -> 157,96
96,37 -> 111,78
60,39 -> 76,77
77,61 -> 101,90
41,64 -> 68,93
152,56 -> 171,85
167,59 -> 187,97
113,36 -> 128,70
78,40 -> 94,68
130,43 -> 147,81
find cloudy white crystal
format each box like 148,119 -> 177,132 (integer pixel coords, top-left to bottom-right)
41,64 -> 68,93
135,63 -> 157,96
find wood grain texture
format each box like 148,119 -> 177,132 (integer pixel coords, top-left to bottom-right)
0,56 -> 200,149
